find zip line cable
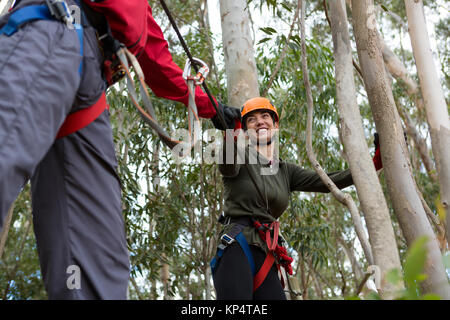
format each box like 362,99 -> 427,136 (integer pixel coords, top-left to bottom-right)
159,0 -> 228,130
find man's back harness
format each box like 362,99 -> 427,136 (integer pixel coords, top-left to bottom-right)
0,0 -> 104,139
0,0 -> 213,152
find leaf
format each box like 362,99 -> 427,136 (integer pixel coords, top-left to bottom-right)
386,268 -> 402,285
345,295 -> 362,300
366,292 -> 382,300
257,37 -> 272,45
403,236 -> 429,289
260,27 -> 277,35
421,293 -> 441,300
380,4 -> 389,12
435,195 -> 446,222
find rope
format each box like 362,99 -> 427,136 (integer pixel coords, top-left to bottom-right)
117,46 -> 200,153
159,0 -> 228,130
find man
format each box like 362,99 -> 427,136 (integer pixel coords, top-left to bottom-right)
0,0 -> 238,299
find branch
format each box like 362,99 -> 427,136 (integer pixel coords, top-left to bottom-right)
395,99 -> 436,182
0,202 -> 14,259
355,271 -> 372,296
300,0 -> 373,266
130,277 -> 145,300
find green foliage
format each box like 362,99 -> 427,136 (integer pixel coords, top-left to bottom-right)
0,185 -> 46,300
348,236 -> 443,300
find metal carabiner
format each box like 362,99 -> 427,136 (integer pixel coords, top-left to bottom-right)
45,0 -> 73,28
182,57 -> 209,86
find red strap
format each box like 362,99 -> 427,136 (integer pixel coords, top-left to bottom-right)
56,92 -> 108,139
253,253 -> 275,291
253,221 -> 279,292
252,220 -> 293,292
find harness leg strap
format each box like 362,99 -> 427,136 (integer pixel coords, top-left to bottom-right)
253,252 -> 275,291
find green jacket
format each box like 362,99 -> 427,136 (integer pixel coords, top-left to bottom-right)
218,143 -> 354,251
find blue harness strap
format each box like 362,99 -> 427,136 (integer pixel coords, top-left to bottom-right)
210,226 -> 256,276
74,23 -> 83,74
0,3 -> 84,75
0,5 -> 53,36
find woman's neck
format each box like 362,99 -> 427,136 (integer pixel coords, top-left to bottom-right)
256,142 -> 275,161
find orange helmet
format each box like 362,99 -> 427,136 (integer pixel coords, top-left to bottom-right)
241,97 -> 279,123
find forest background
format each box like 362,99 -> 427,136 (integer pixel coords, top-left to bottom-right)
0,0 -> 449,300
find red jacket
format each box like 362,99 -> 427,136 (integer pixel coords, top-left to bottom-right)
84,0 -> 217,119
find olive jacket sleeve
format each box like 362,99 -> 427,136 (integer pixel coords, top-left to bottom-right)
285,162 -> 354,193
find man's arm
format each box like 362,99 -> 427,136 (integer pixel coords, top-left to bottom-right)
287,163 -> 354,193
84,0 -> 217,118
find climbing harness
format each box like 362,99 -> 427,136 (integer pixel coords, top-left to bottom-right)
210,216 -> 293,292
252,220 -> 293,291
210,217 -> 256,277
0,0 -> 106,139
0,1 -> 84,77
56,92 -> 108,139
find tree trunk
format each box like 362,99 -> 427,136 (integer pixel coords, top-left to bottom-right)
204,265 -> 212,300
0,203 -> 14,259
380,38 -> 425,111
379,38 -> 438,183
404,0 -> 450,247
160,253 -> 170,300
219,0 -> 259,105
328,0 -> 403,298
301,0 -> 374,269
351,0 -> 450,299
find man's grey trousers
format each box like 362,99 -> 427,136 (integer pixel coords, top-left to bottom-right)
0,0 -> 130,299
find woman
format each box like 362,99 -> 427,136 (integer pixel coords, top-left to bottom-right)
211,97 -> 381,300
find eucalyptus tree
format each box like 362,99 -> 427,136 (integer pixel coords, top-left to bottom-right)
328,0 -> 403,298
351,0 -> 450,299
404,0 -> 450,247
219,0 -> 260,104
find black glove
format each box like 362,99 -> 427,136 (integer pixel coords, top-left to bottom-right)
373,133 -> 382,170
373,131 -> 407,171
374,131 -> 407,148
211,102 -> 241,130
374,132 -> 380,150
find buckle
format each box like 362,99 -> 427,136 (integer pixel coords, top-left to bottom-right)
45,0 -> 73,27
218,215 -> 232,225
220,234 -> 235,246
182,57 -> 209,86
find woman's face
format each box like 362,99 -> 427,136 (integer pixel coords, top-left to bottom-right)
245,110 -> 279,144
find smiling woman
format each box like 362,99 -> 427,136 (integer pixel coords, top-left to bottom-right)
241,97 -> 280,151
210,97 -> 358,300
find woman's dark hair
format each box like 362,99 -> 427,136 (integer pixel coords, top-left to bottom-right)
242,110 -> 277,131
